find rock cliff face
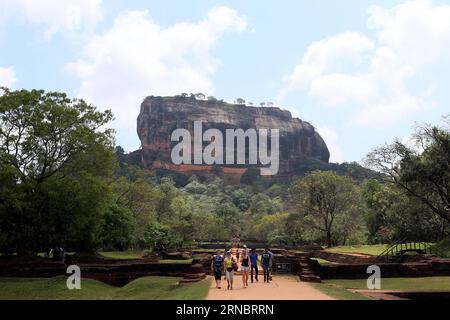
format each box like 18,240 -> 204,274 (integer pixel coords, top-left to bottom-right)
137,96 -> 329,177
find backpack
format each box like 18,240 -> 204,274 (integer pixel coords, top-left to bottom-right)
213,255 -> 223,268
262,253 -> 271,265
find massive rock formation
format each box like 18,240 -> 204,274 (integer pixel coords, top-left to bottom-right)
137,96 -> 329,178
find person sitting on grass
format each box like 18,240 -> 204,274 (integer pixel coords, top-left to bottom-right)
211,250 -> 224,289
224,251 -> 236,290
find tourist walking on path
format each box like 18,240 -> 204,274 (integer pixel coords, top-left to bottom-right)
261,248 -> 272,283
211,251 -> 224,289
224,251 -> 236,290
240,244 -> 248,256
249,248 -> 259,283
240,245 -> 250,287
268,248 -> 274,281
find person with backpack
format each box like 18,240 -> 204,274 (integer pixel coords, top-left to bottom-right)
267,248 -> 274,281
261,248 -> 272,283
211,251 -> 224,289
224,251 -> 237,290
249,248 -> 259,283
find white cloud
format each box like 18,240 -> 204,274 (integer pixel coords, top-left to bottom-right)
280,0 -> 450,127
0,0 -> 103,39
278,32 -> 375,105
368,0 -> 450,68
293,32 -> 374,77
317,126 -> 344,163
353,88 -> 434,126
0,66 -> 17,88
67,6 -> 247,137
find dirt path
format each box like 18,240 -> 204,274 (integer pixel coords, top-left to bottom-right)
206,275 -> 334,300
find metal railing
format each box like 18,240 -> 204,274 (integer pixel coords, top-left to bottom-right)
378,238 -> 441,262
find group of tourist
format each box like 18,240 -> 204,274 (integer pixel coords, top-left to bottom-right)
211,246 -> 274,290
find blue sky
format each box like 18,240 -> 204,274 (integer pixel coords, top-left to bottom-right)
1,0 -> 449,163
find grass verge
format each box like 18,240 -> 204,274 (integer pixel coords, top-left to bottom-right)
311,283 -> 371,300
324,277 -> 450,292
310,257 -> 332,265
325,245 -> 389,256
0,276 -> 211,300
99,251 -> 144,259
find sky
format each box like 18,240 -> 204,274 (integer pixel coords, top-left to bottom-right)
1,0 -> 449,163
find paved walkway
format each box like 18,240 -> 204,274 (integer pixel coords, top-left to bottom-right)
206,275 -> 334,300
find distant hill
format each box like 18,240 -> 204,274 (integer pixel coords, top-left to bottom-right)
135,95 -> 329,182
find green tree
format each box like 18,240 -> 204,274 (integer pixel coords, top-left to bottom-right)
288,171 -> 364,247
332,205 -> 367,245
170,195 -> 194,244
363,179 -> 447,242
192,211 -> 226,241
231,188 -> 252,211
139,221 -> 179,251
385,189 -> 447,241
195,93 -> 206,100
362,179 -> 389,243
155,177 -> 178,222
215,202 -> 241,237
99,204 -> 134,251
365,116 -> 450,224
110,175 -> 160,223
249,213 -> 289,242
235,98 -> 246,105
240,168 -> 259,185
249,193 -> 282,216
0,88 -> 115,254
240,167 -> 267,191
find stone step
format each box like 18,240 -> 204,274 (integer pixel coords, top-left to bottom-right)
300,270 -> 316,275
299,274 -> 321,283
180,273 -> 206,283
299,263 -> 310,267
184,273 -> 206,279
180,278 -> 204,284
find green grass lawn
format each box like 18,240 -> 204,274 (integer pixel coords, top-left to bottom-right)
326,244 -> 389,256
99,251 -> 144,259
99,251 -> 193,264
0,276 -> 211,300
311,283 -> 372,300
159,259 -> 193,264
310,257 -> 332,265
324,277 -> 450,292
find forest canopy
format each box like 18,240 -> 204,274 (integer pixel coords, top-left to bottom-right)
0,88 -> 448,255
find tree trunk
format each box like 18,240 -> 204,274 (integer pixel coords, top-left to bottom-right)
326,229 -> 332,248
